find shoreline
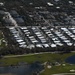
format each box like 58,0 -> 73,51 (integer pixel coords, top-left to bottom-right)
0,52 -> 75,67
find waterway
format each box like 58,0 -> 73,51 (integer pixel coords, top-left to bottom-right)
65,55 -> 75,64
0,62 -> 44,75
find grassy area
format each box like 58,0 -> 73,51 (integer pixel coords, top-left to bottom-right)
40,64 -> 75,75
0,52 -> 75,66
0,52 -> 75,75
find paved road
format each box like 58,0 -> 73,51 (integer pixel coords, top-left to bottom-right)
3,52 -> 55,58
3,51 -> 75,58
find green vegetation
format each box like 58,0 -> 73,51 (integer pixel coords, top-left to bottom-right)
0,31 -> 6,47
40,64 -> 75,75
0,52 -> 75,66
0,52 -> 75,75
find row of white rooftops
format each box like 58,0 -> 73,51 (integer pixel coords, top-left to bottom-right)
42,27 -> 63,46
8,26 -> 75,49
61,28 -> 75,46
21,27 -> 50,48
55,29 -> 72,46
32,27 -> 47,43
9,27 -> 27,48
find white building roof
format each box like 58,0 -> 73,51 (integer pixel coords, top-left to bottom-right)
51,44 -> 56,47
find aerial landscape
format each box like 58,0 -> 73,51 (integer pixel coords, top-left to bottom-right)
0,0 -> 75,75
